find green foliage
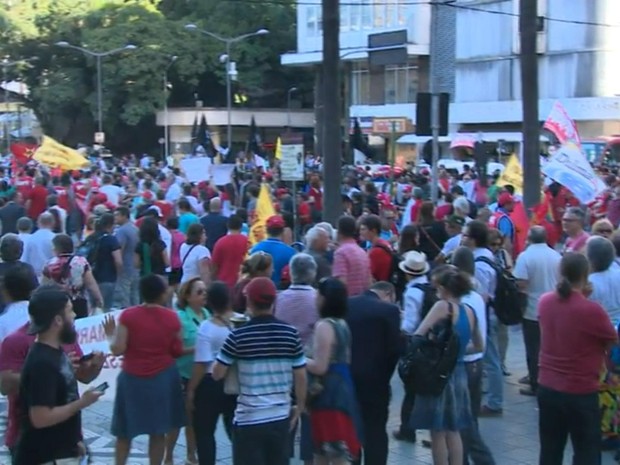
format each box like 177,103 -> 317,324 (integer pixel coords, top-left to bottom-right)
1,0 -> 312,152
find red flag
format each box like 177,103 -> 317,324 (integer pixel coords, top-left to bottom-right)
10,143 -> 38,165
509,201 -> 529,257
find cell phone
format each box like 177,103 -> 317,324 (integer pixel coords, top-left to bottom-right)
79,353 -> 95,363
93,382 -> 109,393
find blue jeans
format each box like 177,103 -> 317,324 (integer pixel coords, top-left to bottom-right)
483,316 -> 503,410
233,418 -> 289,465
115,273 -> 140,309
98,282 -> 116,312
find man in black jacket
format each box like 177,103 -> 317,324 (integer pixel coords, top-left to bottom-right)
346,281 -> 404,465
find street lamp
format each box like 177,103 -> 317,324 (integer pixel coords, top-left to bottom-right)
287,86 -> 298,129
1,57 -> 37,152
55,41 -> 137,141
184,24 -> 269,151
163,55 -> 178,161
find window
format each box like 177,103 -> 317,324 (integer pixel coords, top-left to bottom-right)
397,0 -> 407,26
350,3 -> 361,31
362,0 -> 373,29
373,3 -> 386,28
351,62 -> 370,105
385,61 -> 418,104
341,4 -> 350,31
386,0 -> 397,27
306,6 -> 319,36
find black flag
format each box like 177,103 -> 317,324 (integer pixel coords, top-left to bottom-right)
191,114 -> 199,145
247,115 -> 263,156
196,114 -> 215,157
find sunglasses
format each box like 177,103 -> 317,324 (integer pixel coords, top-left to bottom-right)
596,229 -> 613,234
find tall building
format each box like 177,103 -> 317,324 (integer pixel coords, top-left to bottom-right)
282,0 -> 620,161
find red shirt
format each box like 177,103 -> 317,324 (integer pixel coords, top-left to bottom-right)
435,204 -> 452,221
119,305 -> 182,377
27,185 -> 49,219
309,187 -> 323,211
54,186 -> 70,210
538,291 -> 617,394
14,176 -> 33,199
409,199 -> 423,223
368,239 -> 393,282
298,202 -> 311,225
212,233 -> 249,289
0,324 -> 82,448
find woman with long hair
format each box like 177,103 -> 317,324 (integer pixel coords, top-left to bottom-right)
187,281 -> 237,465
231,252 -> 273,313
417,202 -> 448,262
409,266 -> 483,465
307,278 -> 361,465
537,253 -> 617,465
103,274 -> 186,465
164,278 -> 210,465
135,217 -> 169,278
398,224 -> 420,255
180,223 -> 212,285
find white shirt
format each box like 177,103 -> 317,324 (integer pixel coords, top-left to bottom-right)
165,183 -> 182,203
0,301 -> 30,341
462,290 -> 487,362
23,228 -> 55,276
179,243 -> 211,283
18,232 -> 31,260
402,275 -> 429,335
185,195 -> 203,215
195,319 -> 232,374
99,184 -> 125,206
589,266 -> 620,322
513,243 -> 562,321
472,248 -> 497,301
48,206 -> 67,234
441,234 -> 462,257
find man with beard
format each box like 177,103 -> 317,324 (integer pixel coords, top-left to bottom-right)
11,285 -> 105,465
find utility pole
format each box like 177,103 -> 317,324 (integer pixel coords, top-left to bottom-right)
322,0 -> 341,225
429,1 -> 440,203
520,0 -> 540,209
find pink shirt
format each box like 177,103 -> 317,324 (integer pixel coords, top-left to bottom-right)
0,324 -> 83,448
170,230 -> 186,269
564,231 -> 590,254
332,239 -> 372,297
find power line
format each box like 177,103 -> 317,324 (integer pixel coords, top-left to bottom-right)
222,0 -> 620,29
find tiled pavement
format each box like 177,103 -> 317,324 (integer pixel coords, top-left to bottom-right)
0,327 -> 617,465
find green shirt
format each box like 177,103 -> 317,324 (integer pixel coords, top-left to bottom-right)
176,306 -> 210,379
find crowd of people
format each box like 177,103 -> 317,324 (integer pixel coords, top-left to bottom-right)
0,154 -> 618,465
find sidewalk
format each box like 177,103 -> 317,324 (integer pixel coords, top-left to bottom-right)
1,327 -> 616,465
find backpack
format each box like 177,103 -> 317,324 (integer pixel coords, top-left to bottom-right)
75,233 -> 104,270
412,283 -> 439,321
373,243 -> 404,299
474,256 -> 525,325
398,303 -> 461,397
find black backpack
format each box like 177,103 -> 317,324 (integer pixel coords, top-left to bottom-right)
75,233 -> 104,271
412,283 -> 439,321
474,256 -> 526,325
398,303 -> 460,397
373,243 -> 404,298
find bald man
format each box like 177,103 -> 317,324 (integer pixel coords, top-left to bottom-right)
23,212 -> 56,278
200,196 -> 229,252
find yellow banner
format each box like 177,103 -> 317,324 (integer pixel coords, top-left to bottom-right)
33,136 -> 90,170
249,184 -> 275,246
275,137 -> 282,160
496,154 -> 523,195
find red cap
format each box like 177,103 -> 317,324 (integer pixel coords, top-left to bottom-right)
244,277 -> 277,306
266,215 -> 285,229
498,192 -> 514,206
142,191 -> 154,201
276,188 -> 288,198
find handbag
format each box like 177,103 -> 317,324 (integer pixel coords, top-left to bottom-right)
60,255 -> 89,319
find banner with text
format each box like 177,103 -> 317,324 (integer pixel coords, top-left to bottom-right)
280,133 -> 304,182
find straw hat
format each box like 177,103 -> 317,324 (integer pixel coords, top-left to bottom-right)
398,251 -> 430,276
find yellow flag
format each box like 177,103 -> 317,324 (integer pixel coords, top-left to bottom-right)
275,137 -> 282,160
496,154 -> 523,195
33,136 -> 90,170
249,184 -> 276,246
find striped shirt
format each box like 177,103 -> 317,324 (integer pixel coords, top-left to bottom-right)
217,315 -> 306,426
332,239 -> 372,296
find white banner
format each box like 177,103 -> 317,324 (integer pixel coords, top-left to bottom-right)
280,144 -> 304,181
180,157 -> 212,183
75,311 -> 122,401
211,164 -> 235,186
541,143 -> 605,203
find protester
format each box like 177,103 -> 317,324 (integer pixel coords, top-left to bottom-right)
212,276 -> 307,465
42,234 -> 104,318
562,206 -> 590,253
13,284 -> 104,465
347,281 -> 401,465
232,252 -> 273,313
211,215 -> 249,289
333,215 -> 371,297
0,233 -> 38,313
409,266 -> 483,465
23,212 -> 56,278
164,277 -> 210,465
180,223 -> 212,285
114,206 -> 140,308
250,215 -> 296,286
178,197 -> 199,234
304,226 -> 332,283
512,226 -> 561,397
92,212 -> 122,311
200,197 -> 228,252
306,277 -> 361,464
104,274 -> 186,465
135,216 -> 169,278
188,281 -> 237,465
0,266 -> 38,341
586,235 -> 620,321
417,201 -> 448,262
537,253 -> 617,465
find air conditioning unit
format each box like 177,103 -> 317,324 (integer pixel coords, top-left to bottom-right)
512,0 -> 547,55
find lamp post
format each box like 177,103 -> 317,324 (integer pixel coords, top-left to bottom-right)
184,24 -> 269,151
287,86 -> 298,129
55,42 -> 137,141
1,57 -> 37,152
163,55 -> 178,162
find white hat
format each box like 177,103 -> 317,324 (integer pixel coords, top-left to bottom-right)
146,205 -> 163,218
398,251 -> 430,276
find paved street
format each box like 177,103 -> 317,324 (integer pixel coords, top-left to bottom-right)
0,327 -> 616,465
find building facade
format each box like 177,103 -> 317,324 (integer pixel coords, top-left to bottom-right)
282,0 -> 620,159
